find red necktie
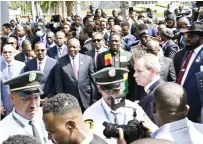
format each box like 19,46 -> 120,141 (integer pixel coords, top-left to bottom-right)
38,61 -> 42,71
176,51 -> 193,85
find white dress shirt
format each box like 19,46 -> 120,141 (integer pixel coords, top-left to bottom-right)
18,35 -> 26,50
80,131 -> 93,144
144,75 -> 161,94
151,118 -> 203,144
181,44 -> 203,86
0,108 -> 51,144
5,60 -> 15,78
37,56 -> 47,72
83,98 -> 146,144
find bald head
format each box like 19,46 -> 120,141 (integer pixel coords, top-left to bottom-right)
177,16 -> 190,29
153,82 -> 188,124
111,25 -> 122,34
146,40 -> 160,56
15,25 -> 26,37
133,138 -> 174,144
46,31 -> 55,37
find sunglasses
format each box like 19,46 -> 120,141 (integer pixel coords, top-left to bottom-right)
7,42 -> 15,45
3,51 -> 12,54
36,49 -> 45,52
93,39 -> 102,42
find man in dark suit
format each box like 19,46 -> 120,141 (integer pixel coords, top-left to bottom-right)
97,32 -> 134,99
55,38 -> 98,112
46,31 -> 55,49
160,28 -> 179,59
173,22 -> 203,122
134,53 -> 164,121
85,32 -> 108,71
43,93 -> 107,144
146,40 -> 176,82
47,31 -> 68,60
23,42 -> 57,98
14,39 -> 35,63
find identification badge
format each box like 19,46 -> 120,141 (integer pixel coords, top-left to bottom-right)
120,56 -> 127,62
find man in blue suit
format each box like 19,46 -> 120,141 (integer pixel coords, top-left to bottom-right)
47,31 -> 68,60
1,44 -> 25,116
174,22 -> 203,122
23,42 -> 57,98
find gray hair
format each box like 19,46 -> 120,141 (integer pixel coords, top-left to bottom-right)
140,53 -> 161,74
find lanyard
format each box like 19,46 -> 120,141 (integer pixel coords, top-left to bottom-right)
101,101 -> 126,125
12,113 -> 47,144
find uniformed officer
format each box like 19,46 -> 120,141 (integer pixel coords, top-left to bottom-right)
0,71 -> 50,144
83,67 -> 149,143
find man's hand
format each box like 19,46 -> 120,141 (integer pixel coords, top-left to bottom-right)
117,128 -> 127,144
0,106 -> 5,116
141,114 -> 158,136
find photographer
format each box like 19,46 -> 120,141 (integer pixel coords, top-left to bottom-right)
83,67 -> 151,143
143,82 -> 203,143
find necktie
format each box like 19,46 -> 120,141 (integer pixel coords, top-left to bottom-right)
38,61 -> 42,71
73,57 -> 78,80
29,121 -> 41,142
95,50 -> 99,67
18,38 -> 22,50
111,111 -> 118,124
7,64 -> 13,79
58,47 -> 62,57
176,51 -> 193,85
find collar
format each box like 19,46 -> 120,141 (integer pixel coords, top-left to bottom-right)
5,59 -> 16,67
18,35 -> 26,40
151,118 -> 191,138
36,56 -> 47,64
144,75 -> 161,93
12,108 -> 30,127
57,44 -> 64,50
69,53 -> 79,60
80,131 -> 93,144
84,38 -> 92,44
193,44 -> 203,55
162,40 -> 168,48
101,97 -> 125,115
95,47 -> 106,53
48,42 -> 56,48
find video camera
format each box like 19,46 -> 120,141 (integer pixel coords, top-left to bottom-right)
102,94 -> 147,143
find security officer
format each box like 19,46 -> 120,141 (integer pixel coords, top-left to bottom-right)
83,67 -> 149,143
0,71 -> 50,144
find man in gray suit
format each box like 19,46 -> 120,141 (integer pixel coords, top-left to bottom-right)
47,31 -> 68,60
23,42 -> 57,98
85,32 -> 108,71
1,44 -> 25,116
55,38 -> 98,112
146,40 -> 176,82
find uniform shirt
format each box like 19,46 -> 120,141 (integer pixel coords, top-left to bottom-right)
151,118 -> 203,144
83,98 -> 146,144
0,108 -> 51,144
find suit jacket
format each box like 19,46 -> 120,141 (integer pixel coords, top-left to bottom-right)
90,134 -> 107,144
14,52 -> 26,62
23,57 -> 57,98
85,47 -> 108,71
47,44 -> 68,60
173,47 -> 203,122
139,78 -> 165,121
1,60 -> 25,115
159,55 -> 176,82
162,39 -> 179,59
55,54 -> 98,110
80,39 -> 93,54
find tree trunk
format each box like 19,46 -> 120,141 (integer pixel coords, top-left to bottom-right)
120,1 -> 131,22
66,1 -> 76,16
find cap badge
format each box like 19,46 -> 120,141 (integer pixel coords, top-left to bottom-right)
108,69 -> 116,77
29,72 -> 37,82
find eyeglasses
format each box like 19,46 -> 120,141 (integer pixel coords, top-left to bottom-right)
3,51 -> 12,54
35,49 -> 45,52
92,39 -> 102,42
7,42 -> 15,45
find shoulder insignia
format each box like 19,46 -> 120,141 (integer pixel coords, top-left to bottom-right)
84,119 -> 94,129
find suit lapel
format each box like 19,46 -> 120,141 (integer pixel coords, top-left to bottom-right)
184,48 -> 203,84
43,57 -> 49,74
66,56 -> 77,81
2,62 -> 9,80
148,79 -> 164,94
78,54 -> 84,82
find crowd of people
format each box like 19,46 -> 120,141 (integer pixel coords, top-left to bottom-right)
0,2 -> 203,144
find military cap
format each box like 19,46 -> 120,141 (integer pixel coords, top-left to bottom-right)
92,67 -> 129,90
3,71 -> 44,97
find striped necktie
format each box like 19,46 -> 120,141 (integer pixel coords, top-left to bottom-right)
8,64 -> 13,79
29,121 -> 41,142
